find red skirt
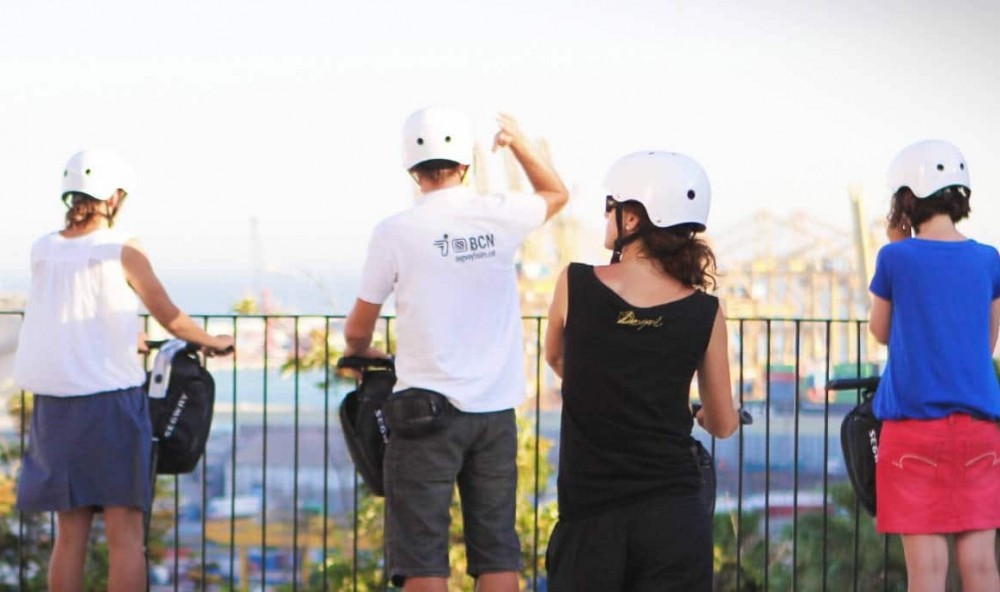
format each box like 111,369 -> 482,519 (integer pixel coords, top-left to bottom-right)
876,414 -> 1000,534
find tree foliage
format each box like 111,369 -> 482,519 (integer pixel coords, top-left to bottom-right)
713,483 -> 911,590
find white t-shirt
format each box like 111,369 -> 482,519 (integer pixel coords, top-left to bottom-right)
13,228 -> 145,396
357,186 -> 547,412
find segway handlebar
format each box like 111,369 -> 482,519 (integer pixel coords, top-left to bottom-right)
826,376 -> 880,393
336,355 -> 395,372
143,339 -> 234,356
145,339 -> 198,353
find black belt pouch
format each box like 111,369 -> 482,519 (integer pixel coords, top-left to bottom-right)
382,388 -> 455,438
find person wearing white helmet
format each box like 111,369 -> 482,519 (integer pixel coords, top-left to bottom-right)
12,150 -> 233,591
344,107 -> 568,592
543,151 -> 739,591
868,140 -> 1000,592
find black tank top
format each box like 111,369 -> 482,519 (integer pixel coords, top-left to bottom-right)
557,263 -> 720,520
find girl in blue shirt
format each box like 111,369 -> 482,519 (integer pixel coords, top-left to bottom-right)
868,140 -> 1000,592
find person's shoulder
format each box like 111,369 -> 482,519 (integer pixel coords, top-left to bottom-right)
874,239 -> 915,263
31,230 -> 61,247
563,262 -> 595,284
102,227 -> 139,245
877,239 -> 909,254
486,191 -> 545,209
691,289 -> 720,309
372,207 -> 418,233
967,239 -> 1000,257
27,231 -> 58,258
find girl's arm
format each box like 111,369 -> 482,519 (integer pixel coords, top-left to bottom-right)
122,239 -> 232,353
869,294 -> 892,345
696,306 -> 739,439
544,266 -> 569,378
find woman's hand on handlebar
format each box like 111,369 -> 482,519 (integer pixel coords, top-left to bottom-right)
140,335 -> 233,356
137,331 -> 151,354
693,402 -> 753,430
203,335 -> 234,357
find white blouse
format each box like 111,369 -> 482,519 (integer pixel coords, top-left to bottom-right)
13,228 -> 145,396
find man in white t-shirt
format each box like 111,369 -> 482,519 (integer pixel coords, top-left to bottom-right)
344,107 -> 568,592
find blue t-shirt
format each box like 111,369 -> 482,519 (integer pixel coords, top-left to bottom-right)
870,238 -> 1000,420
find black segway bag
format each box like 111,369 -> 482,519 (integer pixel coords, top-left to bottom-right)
146,340 -> 216,475
692,440 -> 717,518
338,356 -> 396,497
689,404 -> 753,518
840,390 -> 881,516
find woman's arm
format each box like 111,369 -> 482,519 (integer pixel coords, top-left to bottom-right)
868,294 -> 892,345
122,240 -> 232,353
696,306 -> 739,439
544,267 -> 569,378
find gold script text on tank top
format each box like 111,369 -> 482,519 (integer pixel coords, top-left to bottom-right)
616,310 -> 663,331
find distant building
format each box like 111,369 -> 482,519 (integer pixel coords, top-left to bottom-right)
219,423 -> 358,517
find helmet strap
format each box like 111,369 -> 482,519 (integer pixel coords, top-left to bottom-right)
106,192 -> 126,227
610,206 -> 644,264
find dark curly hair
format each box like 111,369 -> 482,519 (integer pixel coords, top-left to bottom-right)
887,185 -> 970,233
621,201 -> 717,290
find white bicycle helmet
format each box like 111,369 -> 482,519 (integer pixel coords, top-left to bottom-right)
61,149 -> 134,203
605,150 -> 711,230
604,150 -> 711,263
401,106 -> 474,170
887,139 -> 970,199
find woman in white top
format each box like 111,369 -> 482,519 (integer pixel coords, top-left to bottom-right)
13,150 -> 232,592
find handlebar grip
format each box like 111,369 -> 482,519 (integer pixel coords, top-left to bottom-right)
144,339 -> 200,354
336,355 -> 395,371
826,376 -> 880,392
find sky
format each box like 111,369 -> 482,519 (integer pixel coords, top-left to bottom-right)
2,0 -> 999,310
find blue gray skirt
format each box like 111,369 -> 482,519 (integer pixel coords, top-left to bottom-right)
15,386 -> 152,512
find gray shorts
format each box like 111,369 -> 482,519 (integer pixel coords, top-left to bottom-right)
15,386 -> 153,512
384,407 -> 521,585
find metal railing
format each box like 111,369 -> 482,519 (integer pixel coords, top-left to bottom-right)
0,313 -> 906,591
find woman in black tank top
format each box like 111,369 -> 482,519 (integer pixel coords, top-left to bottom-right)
543,151 -> 739,592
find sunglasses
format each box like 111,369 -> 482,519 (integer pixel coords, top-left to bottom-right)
605,195 -> 619,214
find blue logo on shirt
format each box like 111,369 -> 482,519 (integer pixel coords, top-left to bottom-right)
433,233 -> 496,259
434,235 -> 450,256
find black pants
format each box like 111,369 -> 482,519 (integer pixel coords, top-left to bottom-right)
546,493 -> 712,592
